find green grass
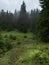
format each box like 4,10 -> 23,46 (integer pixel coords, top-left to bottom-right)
0,31 -> 49,65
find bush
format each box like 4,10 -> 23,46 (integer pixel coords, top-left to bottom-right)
9,34 -> 16,40
0,41 -> 7,53
0,40 -> 12,53
5,39 -> 13,50
4,35 -> 8,38
17,41 -> 21,45
0,49 -> 3,54
33,53 -> 49,65
24,35 -> 27,38
0,41 -> 5,49
0,35 -> 3,40
6,42 -> 12,50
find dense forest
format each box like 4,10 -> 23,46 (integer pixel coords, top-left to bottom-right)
0,1 -> 40,32
0,0 -> 49,65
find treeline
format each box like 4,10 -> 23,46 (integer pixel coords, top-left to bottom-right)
0,1 -> 40,33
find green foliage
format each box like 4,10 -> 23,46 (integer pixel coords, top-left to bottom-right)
0,40 -> 12,53
17,41 -> 21,45
4,35 -> 8,38
33,52 -> 49,65
0,49 -> 3,54
6,42 -> 12,50
24,35 -> 27,38
0,41 -> 5,49
0,31 -> 49,65
9,34 -> 16,40
0,34 -> 3,40
37,0 -> 49,42
0,41 -> 7,53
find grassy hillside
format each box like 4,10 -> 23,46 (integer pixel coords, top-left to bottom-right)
0,31 -> 49,65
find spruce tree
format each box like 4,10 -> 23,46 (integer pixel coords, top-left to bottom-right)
17,1 -> 30,33
37,0 -> 49,42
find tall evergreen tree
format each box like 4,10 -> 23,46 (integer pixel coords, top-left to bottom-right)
37,0 -> 49,42
17,1 -> 30,33
30,9 -> 40,32
20,1 -> 26,14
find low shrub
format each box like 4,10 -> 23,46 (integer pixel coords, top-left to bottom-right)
0,49 -> 3,54
9,34 -> 16,40
17,41 -> 21,45
24,35 -> 27,38
32,53 -> 49,65
0,35 -> 2,39
0,40 -> 12,53
0,41 -> 5,49
6,42 -> 12,50
4,35 -> 8,38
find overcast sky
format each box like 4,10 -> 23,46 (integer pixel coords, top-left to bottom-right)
0,0 -> 41,12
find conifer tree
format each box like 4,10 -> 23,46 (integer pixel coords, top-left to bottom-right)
17,1 -> 30,33
37,0 -> 49,42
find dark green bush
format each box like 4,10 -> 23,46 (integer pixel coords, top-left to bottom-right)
5,42 -> 12,50
9,34 -> 16,40
17,41 -> 21,45
0,40 -> 12,53
24,35 -> 27,38
33,53 -> 49,65
0,41 -> 7,53
0,41 -> 5,49
0,49 -> 3,54
4,35 -> 8,38
0,35 -> 2,39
